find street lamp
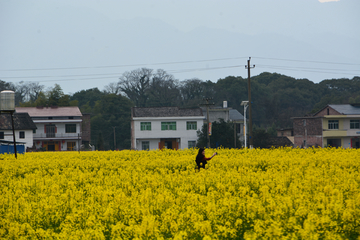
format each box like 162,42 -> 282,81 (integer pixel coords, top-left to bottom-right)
241,101 -> 249,148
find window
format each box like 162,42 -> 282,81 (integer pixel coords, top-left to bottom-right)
67,142 -> 76,151
141,122 -> 151,131
327,139 -> 341,148
161,122 -> 176,130
0,132 -> 4,139
350,120 -> 360,129
45,124 -> 56,138
188,141 -> 196,148
66,124 -> 76,133
328,120 -> 339,129
19,131 -> 25,139
187,121 -> 197,130
142,141 -> 150,150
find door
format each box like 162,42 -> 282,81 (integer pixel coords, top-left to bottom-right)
351,138 -> 360,148
46,124 -> 56,138
159,138 -> 178,150
327,139 -> 341,148
47,141 -> 55,151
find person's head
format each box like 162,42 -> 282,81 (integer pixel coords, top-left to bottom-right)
197,148 -> 205,156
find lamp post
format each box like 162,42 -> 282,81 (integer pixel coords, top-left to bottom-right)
241,101 -> 249,148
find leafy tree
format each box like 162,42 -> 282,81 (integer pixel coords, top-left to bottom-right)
47,84 -> 65,106
214,76 -> 248,109
197,119 -> 241,148
71,88 -> 105,113
0,80 -> 14,92
96,132 -> 105,151
252,126 -> 272,148
91,94 -> 134,150
34,92 -> 48,107
18,84 -> 73,107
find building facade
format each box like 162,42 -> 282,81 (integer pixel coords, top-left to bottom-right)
131,107 -> 204,150
0,112 -> 37,152
15,106 -> 84,151
293,104 -> 360,148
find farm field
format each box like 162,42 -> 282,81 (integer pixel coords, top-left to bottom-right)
0,148 -> 359,239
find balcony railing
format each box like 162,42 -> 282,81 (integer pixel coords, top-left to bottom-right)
33,133 -> 81,139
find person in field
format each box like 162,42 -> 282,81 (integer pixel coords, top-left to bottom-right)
195,148 -> 217,171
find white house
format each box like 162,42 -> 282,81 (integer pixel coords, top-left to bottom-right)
131,107 -> 205,150
0,112 -> 37,151
15,106 -> 83,151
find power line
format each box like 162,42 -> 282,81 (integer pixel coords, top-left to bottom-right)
2,64 -> 357,81
0,57 -> 249,72
0,65 -> 244,83
253,56 -> 360,66
1,56 -> 358,74
1,56 -> 358,84
256,64 -> 360,75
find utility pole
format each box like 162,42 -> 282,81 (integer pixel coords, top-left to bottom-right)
245,57 -> 255,148
200,98 -> 214,148
234,121 -> 236,148
113,126 -> 116,150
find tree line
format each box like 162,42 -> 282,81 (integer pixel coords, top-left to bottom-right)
1,69 -> 359,149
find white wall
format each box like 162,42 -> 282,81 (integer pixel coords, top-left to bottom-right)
33,121 -> 81,151
33,122 -> 81,137
2,129 -> 34,149
133,117 -> 204,150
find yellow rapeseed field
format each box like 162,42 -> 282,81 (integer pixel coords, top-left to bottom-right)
0,147 -> 359,239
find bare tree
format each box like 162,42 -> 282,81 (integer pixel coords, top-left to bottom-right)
147,69 -> 181,107
118,68 -> 152,107
179,78 -> 211,107
13,81 -> 44,104
104,82 -> 121,95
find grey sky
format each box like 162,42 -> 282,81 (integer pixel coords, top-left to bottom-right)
1,0 -> 359,95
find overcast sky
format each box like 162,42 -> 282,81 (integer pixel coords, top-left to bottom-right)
1,0 -> 359,95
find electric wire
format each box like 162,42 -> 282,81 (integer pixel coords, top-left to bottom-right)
0,57 -> 249,72
253,56 -> 360,66
0,56 -> 359,84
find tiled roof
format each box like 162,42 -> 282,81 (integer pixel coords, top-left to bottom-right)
229,109 -> 244,121
132,107 -> 203,118
0,112 -> 37,130
15,106 -> 82,117
329,104 -> 360,115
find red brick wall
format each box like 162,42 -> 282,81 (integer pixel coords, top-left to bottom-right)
81,114 -> 91,143
293,118 -> 323,147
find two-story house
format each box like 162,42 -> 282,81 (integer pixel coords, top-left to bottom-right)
0,112 -> 37,153
15,106 -> 84,151
293,104 -> 360,148
131,107 -> 204,150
